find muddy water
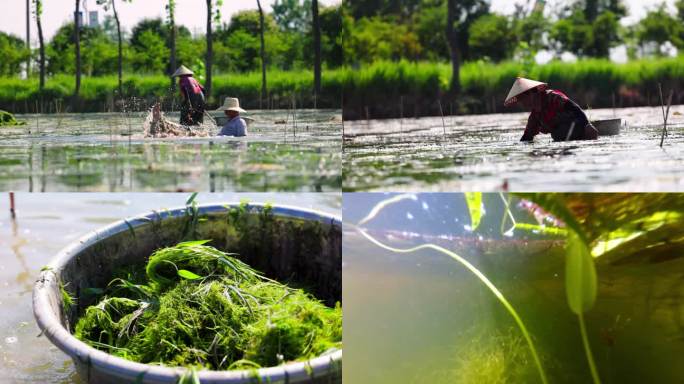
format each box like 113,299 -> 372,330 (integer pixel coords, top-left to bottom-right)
0,193 -> 341,383
343,106 -> 684,191
0,110 -> 341,192
342,193 -> 684,383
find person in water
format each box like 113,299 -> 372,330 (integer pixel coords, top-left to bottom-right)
217,97 -> 247,137
172,65 -> 205,126
504,77 -> 598,142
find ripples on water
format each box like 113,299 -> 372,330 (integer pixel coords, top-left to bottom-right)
0,110 -> 342,192
343,106 -> 684,191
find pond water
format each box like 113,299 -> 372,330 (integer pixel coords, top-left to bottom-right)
0,110 -> 341,192
0,193 -> 341,383
343,105 -> 684,191
343,193 -> 684,383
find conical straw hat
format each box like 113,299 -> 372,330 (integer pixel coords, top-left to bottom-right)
216,97 -> 246,113
504,77 -> 547,106
171,65 -> 194,77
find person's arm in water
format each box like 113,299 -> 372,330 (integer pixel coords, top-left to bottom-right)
521,112 -> 541,142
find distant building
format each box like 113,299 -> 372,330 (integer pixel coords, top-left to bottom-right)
89,11 -> 99,27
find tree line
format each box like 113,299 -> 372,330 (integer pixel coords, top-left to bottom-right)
343,0 -> 684,94
2,0 -> 342,106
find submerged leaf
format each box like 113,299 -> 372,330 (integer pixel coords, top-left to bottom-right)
565,231 -> 597,314
464,192 -> 483,231
185,192 -> 198,206
513,223 -> 567,236
177,269 -> 201,280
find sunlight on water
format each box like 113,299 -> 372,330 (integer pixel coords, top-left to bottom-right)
343,106 -> 684,191
0,110 -> 341,192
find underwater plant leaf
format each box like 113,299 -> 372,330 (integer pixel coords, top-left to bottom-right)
176,239 -> 211,247
515,193 -> 588,244
185,192 -> 198,206
177,269 -> 202,280
565,231 -> 597,314
464,192 -> 482,231
514,223 -> 567,236
357,193 -> 417,226
357,229 -> 549,384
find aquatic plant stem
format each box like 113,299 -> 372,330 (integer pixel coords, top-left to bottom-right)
357,193 -> 417,226
578,312 -> 601,384
357,228 -> 549,384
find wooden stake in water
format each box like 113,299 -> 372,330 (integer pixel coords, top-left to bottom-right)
438,99 -> 446,140
399,96 -> 404,133
292,95 -> 297,137
365,106 -> 370,130
9,192 -> 16,219
658,83 -> 673,148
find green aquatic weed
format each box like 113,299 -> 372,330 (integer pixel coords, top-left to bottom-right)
74,243 -> 341,371
464,192 -> 482,231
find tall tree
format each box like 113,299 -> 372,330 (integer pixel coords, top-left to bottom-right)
97,0 -> 128,96
445,0 -> 488,95
312,0 -> 321,102
26,0 -> 30,77
445,0 -> 460,95
33,0 -> 45,89
167,0 -> 177,90
256,0 -> 267,108
74,0 -> 81,98
205,0 -> 221,100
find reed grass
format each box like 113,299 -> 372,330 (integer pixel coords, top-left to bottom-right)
343,57 -> 684,118
0,69 -> 346,113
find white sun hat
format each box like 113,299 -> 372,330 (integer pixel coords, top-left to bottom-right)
217,97 -> 246,113
504,77 -> 547,106
171,65 -> 194,77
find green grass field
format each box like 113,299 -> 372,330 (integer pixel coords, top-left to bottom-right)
342,56 -> 684,119
4,57 -> 684,115
0,69 -> 346,113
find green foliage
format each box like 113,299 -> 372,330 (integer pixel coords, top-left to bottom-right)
1,4 -> 341,81
0,68 -> 344,111
0,32 -> 29,77
636,4 -> 683,50
411,0 -> 448,61
342,56 -> 684,116
514,11 -> 549,55
344,17 -> 422,63
468,14 -> 516,62
132,30 -> 170,74
564,231 -> 597,315
74,243 -> 341,370
0,110 -> 26,126
272,0 -> 312,31
464,192 -> 482,231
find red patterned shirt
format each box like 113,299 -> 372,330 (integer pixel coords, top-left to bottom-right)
523,89 -> 570,138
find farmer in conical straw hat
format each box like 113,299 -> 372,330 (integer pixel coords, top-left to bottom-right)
172,65 -> 206,126
504,77 -> 597,142
217,97 -> 247,137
